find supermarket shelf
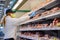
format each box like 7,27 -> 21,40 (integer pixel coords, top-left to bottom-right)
18,0 -> 56,25
17,0 -> 60,40
18,34 -> 60,40
20,0 -> 56,18
37,0 -> 59,12
20,12 -> 60,25
19,27 -> 60,31
18,34 -> 39,40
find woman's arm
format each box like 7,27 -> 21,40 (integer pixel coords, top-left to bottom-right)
16,15 -> 30,24
9,14 -> 30,26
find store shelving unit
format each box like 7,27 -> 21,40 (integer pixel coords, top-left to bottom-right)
17,30 -> 59,40
20,11 -> 60,25
0,0 -> 5,21
17,0 -> 60,40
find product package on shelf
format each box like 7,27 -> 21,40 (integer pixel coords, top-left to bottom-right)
19,31 -> 60,40
33,13 -> 41,19
19,19 -> 60,30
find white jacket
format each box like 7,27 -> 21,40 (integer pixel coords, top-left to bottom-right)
4,16 -> 29,39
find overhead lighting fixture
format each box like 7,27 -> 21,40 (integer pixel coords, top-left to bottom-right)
12,0 -> 23,10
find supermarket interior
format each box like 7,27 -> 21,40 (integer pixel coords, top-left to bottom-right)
0,0 -> 60,40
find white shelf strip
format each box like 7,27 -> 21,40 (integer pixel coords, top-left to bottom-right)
18,34 -> 37,40
19,27 -> 60,31
20,12 -> 60,25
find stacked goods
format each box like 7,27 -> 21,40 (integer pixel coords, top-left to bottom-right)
20,32 -> 60,40
31,7 -> 60,19
20,18 -> 60,29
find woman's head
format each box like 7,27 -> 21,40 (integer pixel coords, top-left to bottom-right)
6,9 -> 16,18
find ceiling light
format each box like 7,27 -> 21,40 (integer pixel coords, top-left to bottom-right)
12,0 -> 23,10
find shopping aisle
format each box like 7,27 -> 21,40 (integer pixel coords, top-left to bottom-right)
0,0 -> 60,40
16,0 -> 60,40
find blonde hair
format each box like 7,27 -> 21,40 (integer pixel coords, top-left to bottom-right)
0,15 -> 6,26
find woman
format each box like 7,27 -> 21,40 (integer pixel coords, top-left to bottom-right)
0,9 -> 30,40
